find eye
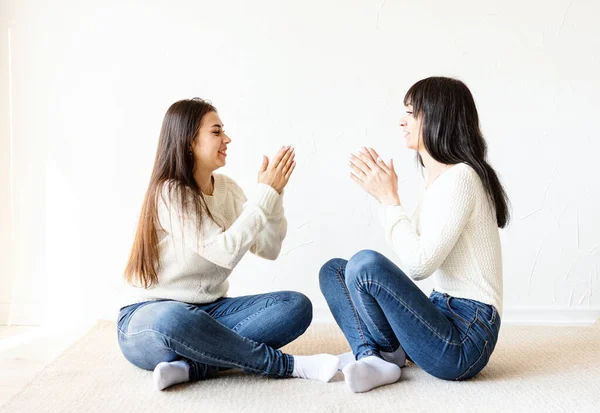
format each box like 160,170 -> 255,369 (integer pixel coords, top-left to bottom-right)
406,111 -> 413,115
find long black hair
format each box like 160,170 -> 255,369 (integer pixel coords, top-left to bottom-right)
404,77 -> 510,228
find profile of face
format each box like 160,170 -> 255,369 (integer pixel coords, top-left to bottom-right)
399,104 -> 423,151
191,111 -> 231,173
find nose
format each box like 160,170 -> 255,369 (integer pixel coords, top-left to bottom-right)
399,118 -> 407,127
223,133 -> 232,144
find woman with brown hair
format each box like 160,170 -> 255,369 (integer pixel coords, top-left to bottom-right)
118,98 -> 338,390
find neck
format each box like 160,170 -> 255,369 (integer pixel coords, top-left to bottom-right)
419,149 -> 447,179
194,168 -> 214,195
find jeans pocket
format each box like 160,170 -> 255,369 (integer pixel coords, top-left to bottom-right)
446,297 -> 477,326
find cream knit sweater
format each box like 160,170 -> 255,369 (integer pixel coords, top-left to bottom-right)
379,163 -> 503,314
122,174 -> 287,307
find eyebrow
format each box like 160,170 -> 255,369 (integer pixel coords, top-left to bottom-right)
210,124 -> 223,128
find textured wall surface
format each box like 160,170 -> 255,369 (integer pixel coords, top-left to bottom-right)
2,0 -> 599,324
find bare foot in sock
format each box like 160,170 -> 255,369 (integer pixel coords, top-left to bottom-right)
342,356 -> 401,393
153,360 -> 190,390
292,354 -> 340,383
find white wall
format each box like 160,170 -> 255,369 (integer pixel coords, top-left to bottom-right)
0,1 -> 13,324
2,0 -> 599,326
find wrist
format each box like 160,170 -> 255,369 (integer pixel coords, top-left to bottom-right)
381,194 -> 401,206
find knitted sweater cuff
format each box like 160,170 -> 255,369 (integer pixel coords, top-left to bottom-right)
379,204 -> 409,230
248,184 -> 281,216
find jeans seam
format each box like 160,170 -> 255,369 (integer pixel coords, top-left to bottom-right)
335,265 -> 371,351
359,279 -> 461,346
489,306 -> 497,325
231,299 -> 285,333
120,327 -> 279,376
456,340 -> 489,381
355,290 -> 396,351
210,294 -> 279,318
475,313 -> 496,344
445,297 -> 479,345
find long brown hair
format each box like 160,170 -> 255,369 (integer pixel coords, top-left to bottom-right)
124,98 -> 216,288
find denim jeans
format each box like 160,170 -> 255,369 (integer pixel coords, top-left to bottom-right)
319,250 -> 501,381
117,291 -> 312,380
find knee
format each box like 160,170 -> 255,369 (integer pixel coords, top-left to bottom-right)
319,258 -> 347,288
345,249 -> 387,281
349,249 -> 385,267
279,291 -> 313,328
290,291 -> 313,317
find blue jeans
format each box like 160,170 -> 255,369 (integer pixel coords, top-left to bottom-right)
117,291 -> 312,380
319,250 -> 501,381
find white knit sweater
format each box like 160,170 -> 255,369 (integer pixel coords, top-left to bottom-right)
122,174 -> 287,307
379,163 -> 503,314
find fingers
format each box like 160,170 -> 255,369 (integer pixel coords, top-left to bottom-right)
284,161 -> 296,180
364,147 -> 380,162
363,147 -> 394,175
281,147 -> 295,174
271,146 -> 292,170
376,156 -> 391,174
260,155 -> 269,173
349,160 -> 367,179
349,171 -> 364,185
355,149 -> 378,171
280,149 -> 296,189
386,158 -> 395,174
359,147 -> 378,168
349,153 -> 371,175
365,147 -> 385,170
364,147 -> 391,173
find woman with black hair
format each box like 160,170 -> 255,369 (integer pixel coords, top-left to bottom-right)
320,77 -> 510,393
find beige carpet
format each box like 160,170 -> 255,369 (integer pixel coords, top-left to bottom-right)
2,321 -> 599,413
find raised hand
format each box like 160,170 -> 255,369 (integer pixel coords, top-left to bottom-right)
258,146 -> 296,193
349,147 -> 401,206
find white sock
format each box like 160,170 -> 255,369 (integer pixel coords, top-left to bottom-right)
153,360 -> 190,391
337,352 -> 356,370
381,346 -> 407,367
342,356 -> 401,393
291,354 -> 340,383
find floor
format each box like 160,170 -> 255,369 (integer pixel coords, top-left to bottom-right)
2,321 -> 599,413
2,320 -> 599,413
0,324 -> 92,406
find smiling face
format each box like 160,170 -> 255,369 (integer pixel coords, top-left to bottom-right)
191,111 -> 231,174
399,103 -> 423,151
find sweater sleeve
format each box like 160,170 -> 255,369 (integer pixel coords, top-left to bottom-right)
158,181 -> 279,269
225,179 -> 287,260
379,167 -> 477,281
248,188 -> 287,260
